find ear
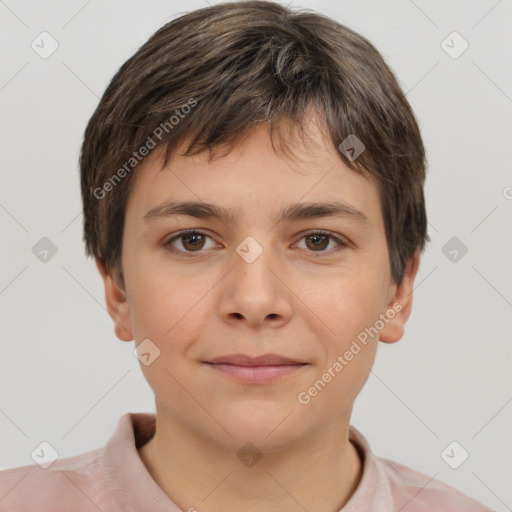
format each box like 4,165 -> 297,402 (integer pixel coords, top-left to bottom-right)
379,250 -> 421,344
95,257 -> 134,342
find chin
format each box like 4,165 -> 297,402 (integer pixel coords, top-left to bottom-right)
216,400 -> 309,453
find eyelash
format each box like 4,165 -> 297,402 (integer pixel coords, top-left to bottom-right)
164,229 -> 349,257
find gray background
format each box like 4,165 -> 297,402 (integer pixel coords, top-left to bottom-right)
1,0 -> 511,510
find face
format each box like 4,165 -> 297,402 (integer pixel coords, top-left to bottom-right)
98,117 -> 418,453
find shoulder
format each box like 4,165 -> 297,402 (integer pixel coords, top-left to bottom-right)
376,456 -> 494,512
0,447 -> 119,512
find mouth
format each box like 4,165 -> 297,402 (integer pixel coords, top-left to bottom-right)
202,353 -> 308,384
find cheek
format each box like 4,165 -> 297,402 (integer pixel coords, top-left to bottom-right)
298,342 -> 377,426
297,276 -> 384,415
308,267 -> 388,345
127,259 -> 216,364
126,248 -> 183,331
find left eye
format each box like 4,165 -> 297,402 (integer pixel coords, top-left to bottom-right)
164,230 -> 348,255
296,231 -> 347,253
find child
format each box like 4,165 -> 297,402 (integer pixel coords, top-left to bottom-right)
0,1 -> 495,510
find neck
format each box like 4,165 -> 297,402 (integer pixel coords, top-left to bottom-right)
138,409 -> 363,512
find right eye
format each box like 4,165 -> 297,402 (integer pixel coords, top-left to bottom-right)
164,230 -> 218,256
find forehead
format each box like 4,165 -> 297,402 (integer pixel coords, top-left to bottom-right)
124,119 -> 383,230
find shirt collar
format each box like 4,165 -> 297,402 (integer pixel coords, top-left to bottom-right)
102,412 -> 180,511
102,412 -> 391,512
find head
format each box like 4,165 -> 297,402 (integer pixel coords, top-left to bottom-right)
80,0 -> 428,451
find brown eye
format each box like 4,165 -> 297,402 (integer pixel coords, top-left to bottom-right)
180,232 -> 206,251
305,233 -> 330,251
296,231 -> 348,254
165,230 -> 216,254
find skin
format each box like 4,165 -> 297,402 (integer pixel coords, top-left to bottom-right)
96,114 -> 420,512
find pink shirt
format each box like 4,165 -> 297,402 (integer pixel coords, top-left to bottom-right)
0,412 -> 493,511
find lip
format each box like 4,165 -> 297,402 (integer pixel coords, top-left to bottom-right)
203,353 -> 308,384
206,353 -> 304,366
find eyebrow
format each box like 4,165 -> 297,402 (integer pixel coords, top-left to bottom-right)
143,200 -> 371,227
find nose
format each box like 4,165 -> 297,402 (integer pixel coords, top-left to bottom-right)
216,237 -> 293,330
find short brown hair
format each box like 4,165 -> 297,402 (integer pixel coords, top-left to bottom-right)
80,0 -> 428,286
